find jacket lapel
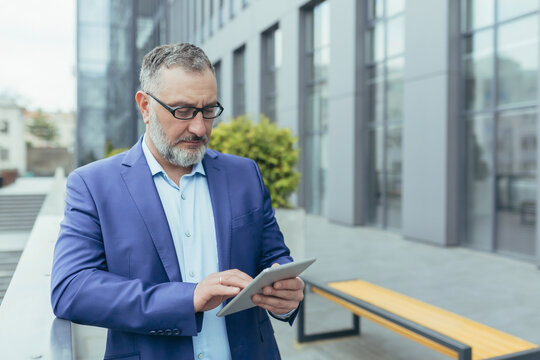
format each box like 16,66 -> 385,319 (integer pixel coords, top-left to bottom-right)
203,150 -> 232,271
120,138 -> 182,282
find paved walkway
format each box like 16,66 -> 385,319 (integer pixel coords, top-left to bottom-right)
272,215 -> 540,359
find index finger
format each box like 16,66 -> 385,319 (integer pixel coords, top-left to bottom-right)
220,269 -> 253,288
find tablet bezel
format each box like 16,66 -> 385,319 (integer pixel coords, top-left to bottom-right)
216,258 -> 316,317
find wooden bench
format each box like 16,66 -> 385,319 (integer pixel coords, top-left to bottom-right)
297,278 -> 540,360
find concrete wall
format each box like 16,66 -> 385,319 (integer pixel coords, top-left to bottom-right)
326,0 -> 361,225
402,0 -> 460,246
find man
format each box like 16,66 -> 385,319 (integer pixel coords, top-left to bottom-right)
51,43 -> 304,360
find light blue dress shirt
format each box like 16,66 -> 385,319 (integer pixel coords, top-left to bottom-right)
142,136 -> 232,360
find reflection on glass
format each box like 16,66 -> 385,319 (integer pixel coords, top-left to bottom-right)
387,58 -> 404,123
387,0 -> 405,16
364,0 -> 404,230
387,16 -> 404,58
463,29 -> 493,111
78,0 -> 109,23
314,1 -> 330,47
233,46 -> 246,117
495,110 -> 537,258
303,1 -> 330,216
464,116 -> 493,250
367,64 -> 384,123
497,0 -> 538,22
497,16 -> 538,106
462,0 -> 494,31
367,127 -> 385,227
367,0 -> 384,20
386,125 -> 402,229
79,26 -> 110,64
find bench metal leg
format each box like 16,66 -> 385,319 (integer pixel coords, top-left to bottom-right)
297,286 -> 361,343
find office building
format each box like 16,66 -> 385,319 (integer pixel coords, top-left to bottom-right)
76,0 -> 169,164
167,0 -> 540,265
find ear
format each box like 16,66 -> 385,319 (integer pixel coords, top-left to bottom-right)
135,91 -> 151,125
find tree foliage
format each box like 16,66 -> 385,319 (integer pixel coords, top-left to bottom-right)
209,115 -> 301,208
27,110 -> 57,142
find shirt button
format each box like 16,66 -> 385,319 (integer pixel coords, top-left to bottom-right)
198,353 -> 204,359
189,271 -> 195,277
181,193 -> 186,200
185,231 -> 191,237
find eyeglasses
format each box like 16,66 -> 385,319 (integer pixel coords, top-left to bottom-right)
146,92 -> 224,120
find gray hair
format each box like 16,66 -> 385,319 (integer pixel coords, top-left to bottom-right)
139,43 -> 214,94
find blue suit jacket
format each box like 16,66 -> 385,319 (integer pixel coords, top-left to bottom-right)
51,138 -> 295,360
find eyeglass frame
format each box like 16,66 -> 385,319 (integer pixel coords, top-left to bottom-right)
146,92 -> 224,120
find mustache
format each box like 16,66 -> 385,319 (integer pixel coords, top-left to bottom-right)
172,135 -> 208,146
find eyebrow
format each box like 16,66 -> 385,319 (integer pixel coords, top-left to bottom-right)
169,99 -> 218,108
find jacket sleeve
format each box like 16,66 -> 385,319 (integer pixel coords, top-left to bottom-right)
50,171 -> 203,336
251,160 -> 301,325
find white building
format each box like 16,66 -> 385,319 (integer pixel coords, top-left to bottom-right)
0,98 -> 26,176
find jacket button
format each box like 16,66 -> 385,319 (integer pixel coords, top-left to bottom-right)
173,329 -> 180,335
165,329 -> 172,335
149,331 -> 156,335
157,330 -> 164,335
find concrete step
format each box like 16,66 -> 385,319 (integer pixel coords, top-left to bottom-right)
0,223 -> 35,230
0,252 -> 22,261
0,277 -> 13,288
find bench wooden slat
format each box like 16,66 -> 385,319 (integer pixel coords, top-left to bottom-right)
312,287 -> 461,359
327,280 -> 537,359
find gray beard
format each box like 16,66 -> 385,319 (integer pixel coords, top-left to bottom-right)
148,108 -> 207,168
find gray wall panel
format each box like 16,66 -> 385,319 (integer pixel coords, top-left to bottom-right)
327,0 -> 358,225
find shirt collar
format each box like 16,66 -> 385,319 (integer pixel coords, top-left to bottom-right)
141,133 -> 206,177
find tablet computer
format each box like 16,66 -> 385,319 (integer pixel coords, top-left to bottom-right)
216,258 -> 316,317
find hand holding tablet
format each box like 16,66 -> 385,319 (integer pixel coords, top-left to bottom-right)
217,258 -> 316,317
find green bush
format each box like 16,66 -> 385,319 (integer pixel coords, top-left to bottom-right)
106,148 -> 129,158
209,115 -> 301,208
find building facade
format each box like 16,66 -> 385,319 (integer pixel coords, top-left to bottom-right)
0,99 -> 26,176
76,0 -> 169,164
167,0 -> 540,265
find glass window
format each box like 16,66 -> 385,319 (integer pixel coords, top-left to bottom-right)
497,0 -> 538,22
78,0 -> 109,24
462,29 -> 494,111
364,0 -> 405,229
387,0 -> 405,17
497,15 -> 538,106
495,109 -> 537,256
302,0 -> 330,216
261,25 -> 281,122
233,45 -> 246,117
464,115 -> 494,250
367,0 -> 384,20
209,0 -> 214,35
219,0 -> 224,27
461,0 -> 539,260
0,120 -> 8,133
0,148 -> 9,161
387,16 -> 404,58
462,0 -> 494,31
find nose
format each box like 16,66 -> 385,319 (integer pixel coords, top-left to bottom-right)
187,112 -> 207,137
